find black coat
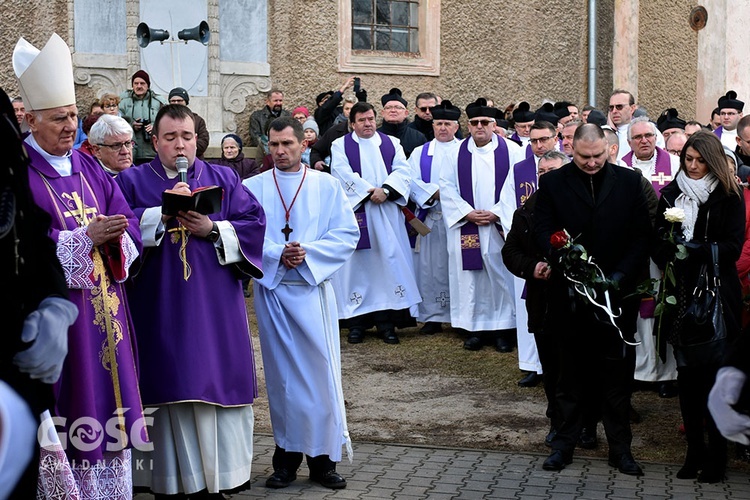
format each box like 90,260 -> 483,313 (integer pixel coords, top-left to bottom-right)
654,179 -> 745,349
502,191 -> 548,333
378,120 -> 427,158
534,161 -> 652,343
310,120 -> 349,169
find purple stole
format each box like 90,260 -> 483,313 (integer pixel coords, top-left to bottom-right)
714,126 -> 723,139
622,146 -> 672,195
344,131 -> 395,249
407,144 -> 434,248
513,156 -> 538,208
457,138 -> 510,270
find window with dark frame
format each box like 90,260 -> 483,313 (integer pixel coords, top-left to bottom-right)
352,0 -> 419,53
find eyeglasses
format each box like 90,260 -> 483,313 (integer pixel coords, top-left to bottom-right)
383,105 -> 406,112
608,104 -> 627,111
99,140 -> 135,151
720,111 -> 739,117
104,104 -> 118,110
468,119 -> 494,127
418,106 -> 431,112
631,133 -> 655,142
529,136 -> 556,144
667,149 -> 682,155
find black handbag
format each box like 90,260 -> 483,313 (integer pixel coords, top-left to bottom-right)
674,242 -> 727,368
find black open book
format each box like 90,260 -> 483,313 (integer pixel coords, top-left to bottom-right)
161,185 -> 223,216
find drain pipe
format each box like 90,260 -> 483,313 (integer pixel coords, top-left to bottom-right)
588,0 -> 597,107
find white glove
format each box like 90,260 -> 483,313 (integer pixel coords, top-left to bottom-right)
13,297 -> 78,384
708,366 -> 750,445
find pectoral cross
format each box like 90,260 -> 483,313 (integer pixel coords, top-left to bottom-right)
282,223 -> 293,242
62,191 -> 97,226
651,172 -> 672,186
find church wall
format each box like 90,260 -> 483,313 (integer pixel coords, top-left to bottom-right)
254,0 -> 594,143
637,0 -> 698,121
0,0 -> 71,103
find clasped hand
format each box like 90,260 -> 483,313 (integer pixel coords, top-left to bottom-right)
282,241 -> 306,269
466,210 -> 499,226
87,214 -> 129,246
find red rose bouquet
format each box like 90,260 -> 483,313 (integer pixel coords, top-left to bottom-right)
549,229 -> 638,346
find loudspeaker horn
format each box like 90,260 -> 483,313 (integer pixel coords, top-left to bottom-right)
177,20 -> 210,45
137,22 -> 170,48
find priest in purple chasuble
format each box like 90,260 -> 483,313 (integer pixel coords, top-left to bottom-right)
329,102 -> 421,345
439,98 -> 523,351
498,120 -> 558,382
115,105 -> 265,496
244,117 -> 358,490
622,117 -> 680,386
406,101 -> 461,334
14,33 -> 145,499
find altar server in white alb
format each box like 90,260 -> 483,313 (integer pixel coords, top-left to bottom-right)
244,117 -> 359,490
406,100 -> 461,334
330,101 -> 421,345
439,98 -> 524,351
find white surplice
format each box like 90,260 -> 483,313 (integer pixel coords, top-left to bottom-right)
439,135 -> 522,331
330,132 -> 421,319
244,167 -> 359,462
407,138 -> 459,323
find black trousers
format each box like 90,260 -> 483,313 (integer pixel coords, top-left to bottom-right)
550,324 -> 635,456
273,445 -> 336,475
534,331 -> 562,429
677,363 -> 727,470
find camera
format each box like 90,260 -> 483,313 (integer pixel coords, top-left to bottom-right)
139,119 -> 152,142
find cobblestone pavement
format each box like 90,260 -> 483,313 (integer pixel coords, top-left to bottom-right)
133,433 -> 750,499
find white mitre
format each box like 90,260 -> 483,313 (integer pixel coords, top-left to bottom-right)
12,33 -> 75,111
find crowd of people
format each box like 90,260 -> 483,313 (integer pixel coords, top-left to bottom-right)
5,31 -> 750,500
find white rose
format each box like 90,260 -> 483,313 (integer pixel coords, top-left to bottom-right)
664,207 -> 685,223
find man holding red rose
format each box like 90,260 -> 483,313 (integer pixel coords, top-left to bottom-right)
534,124 -> 652,475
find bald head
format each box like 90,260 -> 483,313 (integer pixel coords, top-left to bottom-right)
574,123 -> 606,144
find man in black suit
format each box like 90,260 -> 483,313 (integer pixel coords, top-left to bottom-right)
534,124 -> 651,475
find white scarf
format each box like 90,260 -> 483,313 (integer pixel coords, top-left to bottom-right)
674,170 -> 719,241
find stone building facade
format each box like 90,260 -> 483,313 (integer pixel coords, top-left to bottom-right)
0,0 -> 744,156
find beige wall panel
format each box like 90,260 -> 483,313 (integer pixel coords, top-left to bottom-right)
637,0 -> 698,121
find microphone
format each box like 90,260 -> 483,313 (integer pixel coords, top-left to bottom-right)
176,157 -> 188,184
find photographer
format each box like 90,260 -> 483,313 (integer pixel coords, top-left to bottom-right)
118,70 -> 167,164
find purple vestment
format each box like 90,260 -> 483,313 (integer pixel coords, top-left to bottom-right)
116,157 -> 265,407
512,156 -> 538,208
621,146 -> 673,195
26,146 -> 145,462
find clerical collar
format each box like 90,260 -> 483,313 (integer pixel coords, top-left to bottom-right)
25,133 -> 73,176
633,151 -> 656,167
161,164 -> 180,179
97,158 -> 119,176
469,134 -> 497,153
429,137 -> 458,154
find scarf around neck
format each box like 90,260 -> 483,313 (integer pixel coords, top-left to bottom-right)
674,170 -> 719,241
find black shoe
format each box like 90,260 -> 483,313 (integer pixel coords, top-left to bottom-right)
347,328 -> 365,344
676,447 -> 704,479
310,470 -> 347,489
658,381 -> 678,398
243,288 -> 251,298
419,322 -> 443,335
544,427 -> 557,447
697,467 -> 725,483
463,336 -> 483,351
518,371 -> 542,388
381,329 -> 399,344
542,450 -> 572,471
676,462 -> 699,479
608,453 -> 643,476
495,336 -> 514,353
578,427 -> 598,449
266,469 -> 297,488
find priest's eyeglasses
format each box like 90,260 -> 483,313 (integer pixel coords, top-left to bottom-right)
468,119 -> 494,127
99,140 -> 135,151
631,133 -> 655,142
529,136 -> 555,144
608,104 -> 626,111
